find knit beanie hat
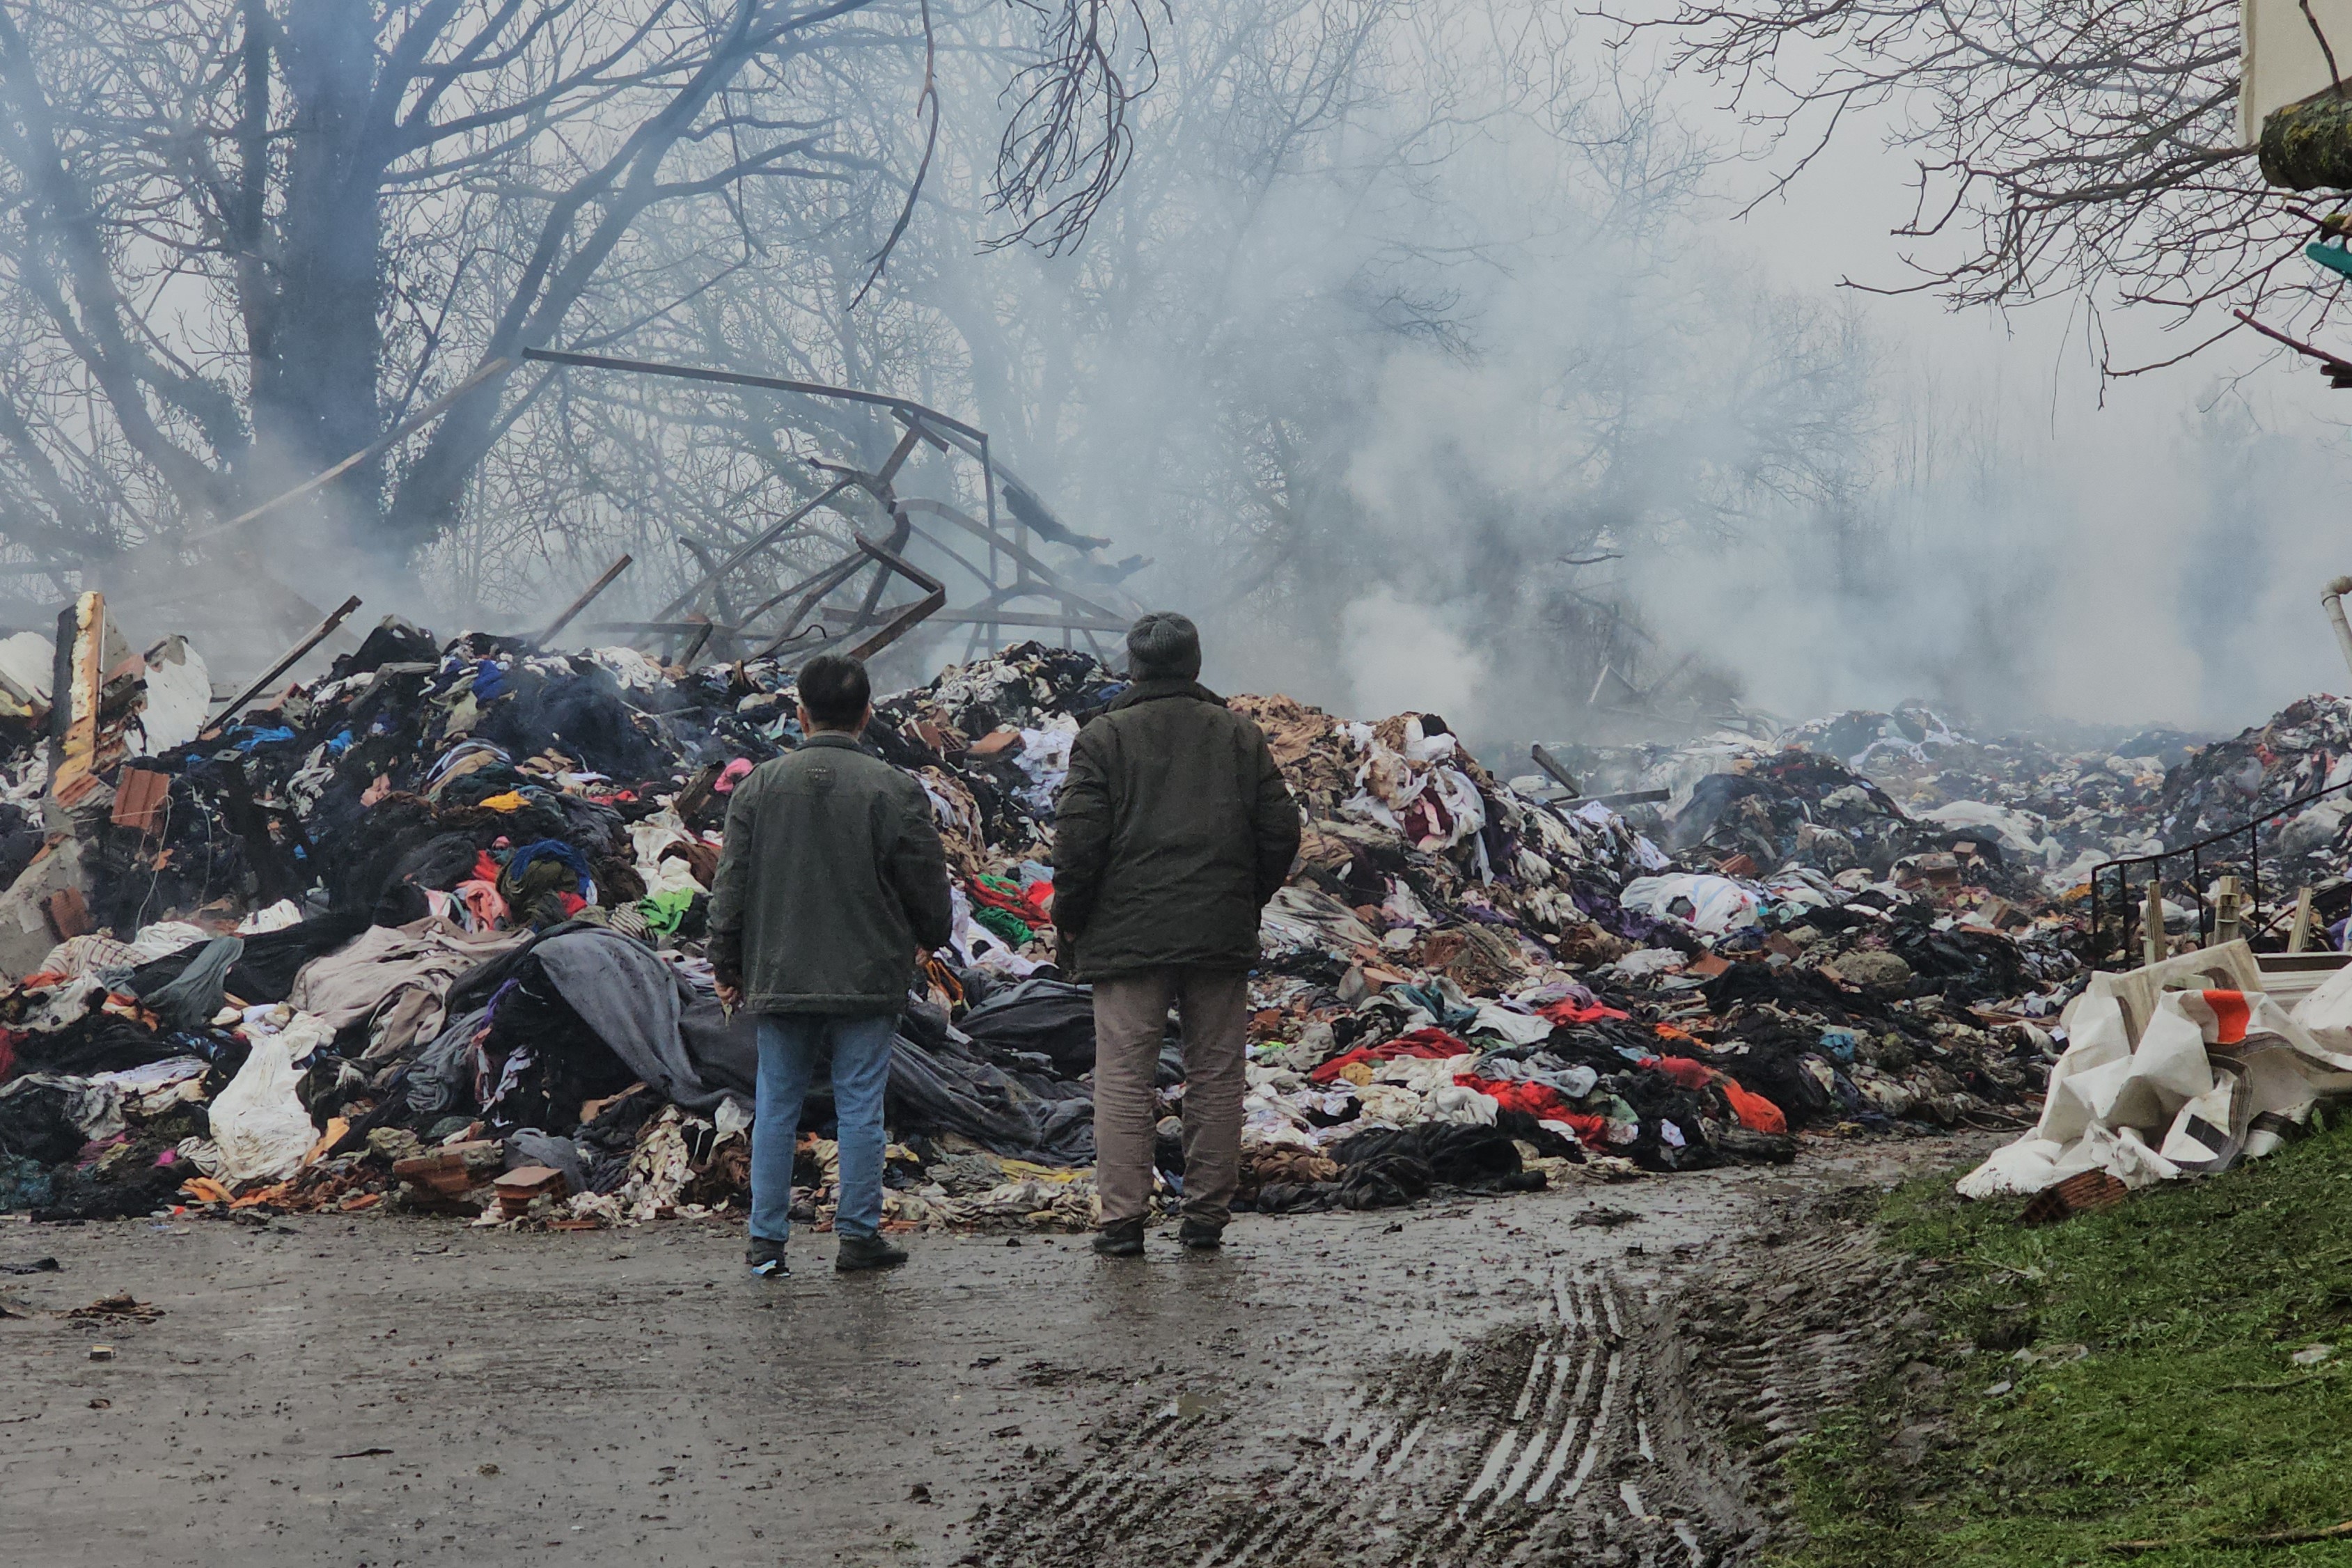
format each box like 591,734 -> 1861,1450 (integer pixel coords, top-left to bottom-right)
1125,611 -> 1202,682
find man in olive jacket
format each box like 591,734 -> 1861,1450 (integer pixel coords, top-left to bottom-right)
1053,613 -> 1301,1255
709,653 -> 953,1278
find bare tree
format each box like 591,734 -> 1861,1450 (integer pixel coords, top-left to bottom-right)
1625,0 -> 2323,369
0,0 -> 1150,578
418,0 -> 1896,735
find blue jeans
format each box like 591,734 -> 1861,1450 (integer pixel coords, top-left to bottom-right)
750,1013 -> 898,1245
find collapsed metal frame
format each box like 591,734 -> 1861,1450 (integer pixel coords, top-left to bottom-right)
520,348 -> 1140,669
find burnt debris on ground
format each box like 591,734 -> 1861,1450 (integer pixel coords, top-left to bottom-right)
0,595 -> 2337,1234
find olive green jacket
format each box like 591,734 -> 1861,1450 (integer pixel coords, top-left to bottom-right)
708,734 -> 953,1014
1050,680 -> 1302,980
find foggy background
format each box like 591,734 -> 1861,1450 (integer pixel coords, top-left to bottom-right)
5,0 -> 2345,750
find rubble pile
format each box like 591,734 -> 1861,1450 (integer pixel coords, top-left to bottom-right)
13,604 -> 2343,1237
1571,705 -> 2210,901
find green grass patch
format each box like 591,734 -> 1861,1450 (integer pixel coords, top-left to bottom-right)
1779,1117 -> 2352,1567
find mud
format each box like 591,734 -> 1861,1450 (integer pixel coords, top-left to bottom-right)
1,1134 -> 1998,1567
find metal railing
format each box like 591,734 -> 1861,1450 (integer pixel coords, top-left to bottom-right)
2088,776 -> 2352,969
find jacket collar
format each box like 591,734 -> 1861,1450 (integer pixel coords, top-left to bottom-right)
1111,677 -> 1225,711
798,730 -> 867,752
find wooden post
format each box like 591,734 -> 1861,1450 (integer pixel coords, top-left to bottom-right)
1530,744 -> 1580,795
2143,879 -> 2166,968
2289,887 -> 2316,954
2211,875 -> 2244,948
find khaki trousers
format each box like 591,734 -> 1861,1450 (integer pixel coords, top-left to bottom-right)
1090,966 -> 1250,1229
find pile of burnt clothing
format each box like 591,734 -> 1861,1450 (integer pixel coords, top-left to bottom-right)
886,681 -> 2062,1201
0,631 -> 1131,1225
1661,749 -> 1912,879
1217,944 -> 2049,1198
1828,714 -> 2185,870
0,621 -> 2074,1234
1229,1122 -> 1554,1214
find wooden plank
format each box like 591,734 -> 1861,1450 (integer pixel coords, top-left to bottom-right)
198,595 -> 362,739
1529,744 -> 1580,794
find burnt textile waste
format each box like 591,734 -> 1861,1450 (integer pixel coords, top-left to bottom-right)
5,620 -> 2291,1234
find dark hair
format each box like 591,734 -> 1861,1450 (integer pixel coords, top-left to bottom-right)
797,653 -> 871,730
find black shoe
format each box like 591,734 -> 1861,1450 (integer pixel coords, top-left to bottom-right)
1178,1220 -> 1224,1252
834,1232 -> 909,1272
1093,1220 -> 1146,1257
746,1238 -> 789,1278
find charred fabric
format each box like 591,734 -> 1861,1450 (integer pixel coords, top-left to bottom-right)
3,607 -> 2327,1232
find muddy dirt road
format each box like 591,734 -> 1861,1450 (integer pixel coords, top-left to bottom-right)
1,1136 -> 1990,1567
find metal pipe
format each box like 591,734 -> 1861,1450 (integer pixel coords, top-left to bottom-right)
2325,575 -> 2352,682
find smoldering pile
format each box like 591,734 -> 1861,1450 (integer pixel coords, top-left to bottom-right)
0,613 -> 2159,1235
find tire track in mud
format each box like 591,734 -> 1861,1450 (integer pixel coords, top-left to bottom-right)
966,1189 -> 1929,1568
967,1262 -> 1724,1568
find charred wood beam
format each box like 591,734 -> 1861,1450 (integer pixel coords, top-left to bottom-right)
528,345 -> 1003,544
923,611 -> 1131,632
199,594 -> 363,739
898,499 -> 1138,623
844,536 -> 946,662
650,479 -> 855,622
522,347 -> 989,444
535,553 -> 632,645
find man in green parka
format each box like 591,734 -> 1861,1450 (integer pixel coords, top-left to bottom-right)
1051,613 -> 1302,1256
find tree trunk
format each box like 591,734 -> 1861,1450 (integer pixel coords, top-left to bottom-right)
2261,90 -> 2352,191
249,6 -> 386,544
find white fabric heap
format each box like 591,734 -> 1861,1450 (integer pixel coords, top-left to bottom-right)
1339,718 -> 1491,862
628,809 -> 707,896
1960,979 -> 2352,1199
1469,1001 -> 1554,1046
237,900 -> 304,935
209,1012 -> 336,1184
127,920 -> 212,962
1618,870 -> 1836,935
1011,719 -> 1078,815
588,645 -> 670,691
1914,799 -> 2059,865
1259,884 -> 1379,959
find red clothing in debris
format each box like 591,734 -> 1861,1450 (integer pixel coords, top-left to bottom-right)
1307,1026 -> 1472,1083
1454,1074 -> 1610,1144
1642,1051 -> 1788,1134
1537,996 -> 1630,1026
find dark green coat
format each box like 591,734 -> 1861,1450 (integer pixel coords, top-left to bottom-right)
1050,680 -> 1302,980
708,733 -> 954,1014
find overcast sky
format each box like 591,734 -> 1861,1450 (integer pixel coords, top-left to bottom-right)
1684,83 -> 2352,732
